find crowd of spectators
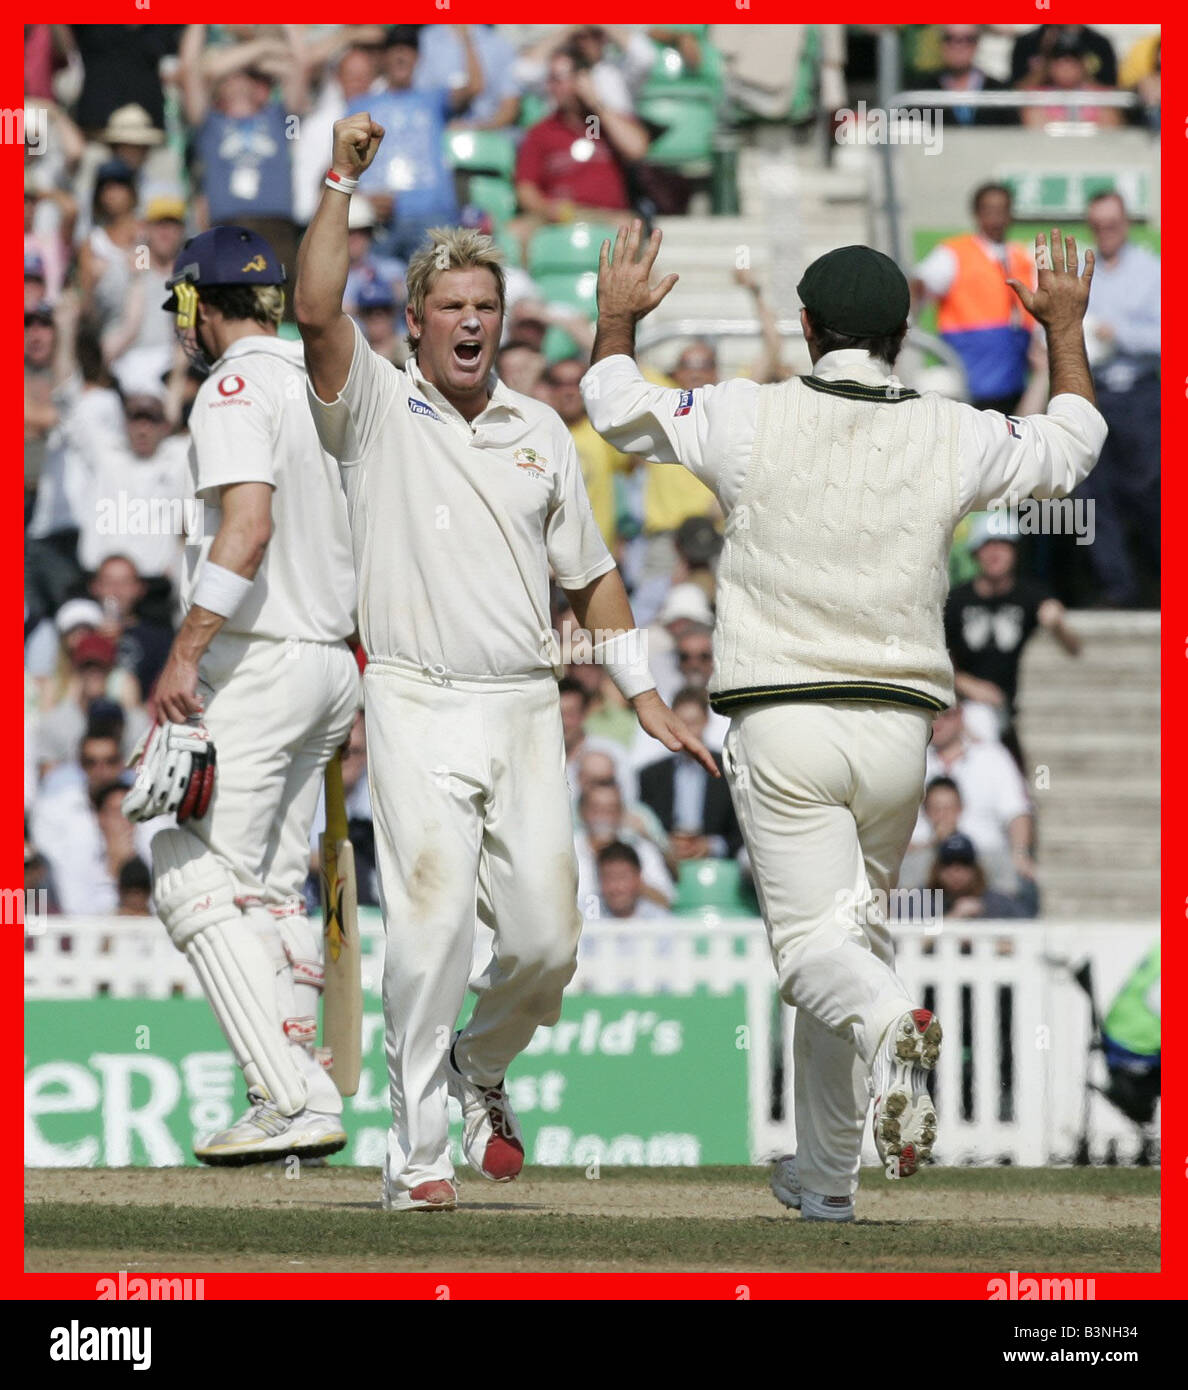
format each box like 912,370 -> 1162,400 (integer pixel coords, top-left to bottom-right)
22,23 -> 1158,926
907,23 -> 1159,132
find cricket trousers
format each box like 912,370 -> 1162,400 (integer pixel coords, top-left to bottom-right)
364,659 -> 583,1194
722,699 -> 932,1197
187,631 -> 360,1114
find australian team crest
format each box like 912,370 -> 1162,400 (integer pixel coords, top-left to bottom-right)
513,446 -> 548,476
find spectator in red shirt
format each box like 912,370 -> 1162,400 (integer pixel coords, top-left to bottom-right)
510,44 -> 648,256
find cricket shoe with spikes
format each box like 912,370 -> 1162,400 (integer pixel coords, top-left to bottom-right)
447,1034 -> 525,1182
770,1154 -> 854,1222
194,1087 -> 347,1166
381,1176 -> 458,1212
871,1008 -> 942,1179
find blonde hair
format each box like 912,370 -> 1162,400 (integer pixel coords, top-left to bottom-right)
404,227 -> 506,353
253,284 -> 285,329
198,282 -> 285,330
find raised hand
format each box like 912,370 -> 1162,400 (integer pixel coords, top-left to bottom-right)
597,220 -> 679,324
331,113 -> 385,180
1007,229 -> 1094,330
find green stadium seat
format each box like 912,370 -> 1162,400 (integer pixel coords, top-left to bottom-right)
637,95 -> 718,168
640,40 -> 725,104
535,270 -> 599,318
278,321 -> 301,342
444,129 -> 516,181
788,26 -> 822,126
465,174 -> 517,227
527,222 -> 615,278
519,91 -> 549,129
543,323 -> 583,364
495,229 -> 524,268
672,859 -> 751,918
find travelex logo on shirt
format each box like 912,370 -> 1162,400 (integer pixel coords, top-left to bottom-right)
408,396 -> 443,422
674,389 -> 694,417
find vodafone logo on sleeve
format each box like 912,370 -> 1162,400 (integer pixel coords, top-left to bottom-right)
210,374 -> 252,408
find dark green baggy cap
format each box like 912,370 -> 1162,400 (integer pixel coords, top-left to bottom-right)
797,245 -> 910,336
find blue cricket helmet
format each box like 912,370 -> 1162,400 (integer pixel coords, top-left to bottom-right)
163,225 -> 286,322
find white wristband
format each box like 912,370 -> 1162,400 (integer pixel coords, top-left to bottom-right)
593,629 -> 656,702
325,169 -> 359,195
193,561 -> 254,619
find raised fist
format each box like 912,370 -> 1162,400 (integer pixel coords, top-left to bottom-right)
331,113 -> 385,180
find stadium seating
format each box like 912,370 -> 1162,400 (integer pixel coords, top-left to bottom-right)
527,221 -> 616,278
444,129 -> 517,182
519,90 -> 549,129
466,174 -> 517,228
637,95 -> 719,169
637,40 -> 724,173
535,270 -> 598,316
671,858 -> 751,918
640,37 -> 725,104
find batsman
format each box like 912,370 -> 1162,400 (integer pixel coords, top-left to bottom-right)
583,223 -> 1106,1220
125,226 -> 361,1164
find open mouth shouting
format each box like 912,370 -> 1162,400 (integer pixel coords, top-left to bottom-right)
453,337 -> 484,371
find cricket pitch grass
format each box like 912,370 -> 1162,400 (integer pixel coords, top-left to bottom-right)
25,1164 -> 1158,1274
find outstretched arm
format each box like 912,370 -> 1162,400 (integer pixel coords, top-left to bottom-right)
1006,229 -> 1096,407
963,230 -> 1106,513
583,220 -> 756,499
591,220 -> 679,364
294,113 -> 385,402
564,568 -> 718,776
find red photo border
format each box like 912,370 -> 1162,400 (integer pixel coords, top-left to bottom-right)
10,3 -> 1176,1302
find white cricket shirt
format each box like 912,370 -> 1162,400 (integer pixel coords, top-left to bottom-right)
308,319 -> 615,678
185,335 -> 357,644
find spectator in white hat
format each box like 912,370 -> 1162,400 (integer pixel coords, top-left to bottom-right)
99,103 -> 165,172
647,581 -> 715,702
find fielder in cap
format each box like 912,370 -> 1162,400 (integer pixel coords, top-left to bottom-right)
125,225 -> 361,1164
583,223 -> 1106,1220
295,115 -> 715,1212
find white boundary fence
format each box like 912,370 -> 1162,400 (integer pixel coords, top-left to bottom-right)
26,915 -> 1157,1165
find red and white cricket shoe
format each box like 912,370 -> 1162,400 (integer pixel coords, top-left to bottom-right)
382,1177 -> 458,1212
447,1035 -> 525,1183
871,1008 -> 942,1179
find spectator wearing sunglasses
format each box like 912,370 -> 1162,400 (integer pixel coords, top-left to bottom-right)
915,27 -> 1019,127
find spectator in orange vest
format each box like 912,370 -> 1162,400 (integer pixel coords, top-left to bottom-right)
911,183 -> 1037,413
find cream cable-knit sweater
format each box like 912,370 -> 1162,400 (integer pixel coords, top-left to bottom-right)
711,376 -> 956,713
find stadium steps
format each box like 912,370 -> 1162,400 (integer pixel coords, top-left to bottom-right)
1017,612 -> 1160,918
645,143 -> 870,372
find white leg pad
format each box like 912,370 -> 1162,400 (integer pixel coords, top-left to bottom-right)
152,828 -> 308,1115
272,902 -> 343,1116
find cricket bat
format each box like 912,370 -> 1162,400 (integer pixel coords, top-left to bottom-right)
320,748 -> 362,1096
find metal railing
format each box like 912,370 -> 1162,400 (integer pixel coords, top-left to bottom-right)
877,77 -> 1145,266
